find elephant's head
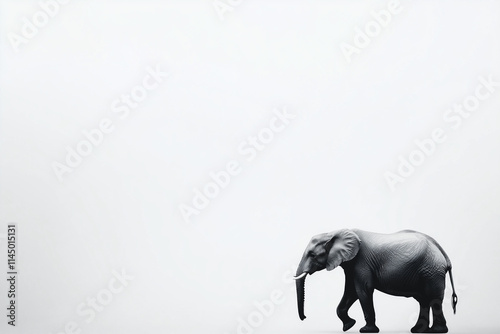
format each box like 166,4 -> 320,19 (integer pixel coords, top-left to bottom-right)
294,229 -> 361,321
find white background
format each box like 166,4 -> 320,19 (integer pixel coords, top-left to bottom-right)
1,0 -> 500,333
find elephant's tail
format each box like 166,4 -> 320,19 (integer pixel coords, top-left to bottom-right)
448,267 -> 458,314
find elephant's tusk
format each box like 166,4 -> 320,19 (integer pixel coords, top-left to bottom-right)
293,272 -> 307,280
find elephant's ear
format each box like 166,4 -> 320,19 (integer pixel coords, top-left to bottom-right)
325,229 -> 361,271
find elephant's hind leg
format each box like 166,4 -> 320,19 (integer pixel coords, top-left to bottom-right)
410,300 -> 430,333
427,298 -> 448,333
427,276 -> 448,333
417,276 -> 448,333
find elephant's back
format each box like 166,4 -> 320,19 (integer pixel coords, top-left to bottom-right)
380,231 -> 447,266
355,229 -> 428,254
372,231 -> 430,262
395,230 -> 450,268
353,229 -> 449,267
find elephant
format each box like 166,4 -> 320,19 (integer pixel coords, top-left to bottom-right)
294,229 -> 458,333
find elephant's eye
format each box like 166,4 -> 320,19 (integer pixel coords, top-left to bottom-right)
309,252 -> 316,257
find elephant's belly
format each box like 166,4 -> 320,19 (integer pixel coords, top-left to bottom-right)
374,275 -> 421,298
376,286 -> 417,298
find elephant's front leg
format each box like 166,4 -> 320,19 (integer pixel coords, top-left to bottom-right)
337,284 -> 358,332
356,284 -> 379,333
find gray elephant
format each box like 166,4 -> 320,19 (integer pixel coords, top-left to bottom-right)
294,229 -> 458,333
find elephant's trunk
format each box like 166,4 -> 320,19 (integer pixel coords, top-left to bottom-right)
295,270 -> 307,321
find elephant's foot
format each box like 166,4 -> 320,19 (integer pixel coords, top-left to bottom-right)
342,318 -> 356,332
359,324 -> 379,333
411,325 -> 430,333
411,320 -> 430,333
425,325 -> 448,333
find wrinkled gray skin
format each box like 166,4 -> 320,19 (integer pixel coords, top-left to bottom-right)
295,229 -> 457,333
